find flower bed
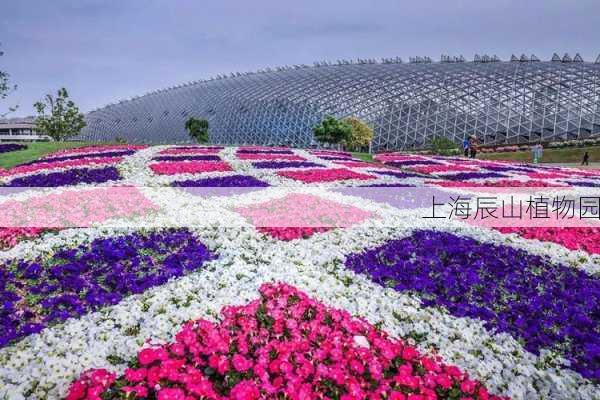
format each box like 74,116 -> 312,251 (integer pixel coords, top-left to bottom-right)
236,193 -> 373,240
0,143 -> 27,153
149,161 -> 232,175
1,145 -> 599,400
236,153 -> 305,161
252,161 -> 323,169
3,166 -> 122,187
497,227 -> 600,255
66,283 -> 504,400
344,230 -> 600,381
278,168 -> 375,183
1,229 -> 215,347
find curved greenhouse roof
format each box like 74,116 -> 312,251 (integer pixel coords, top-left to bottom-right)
79,55 -> 600,151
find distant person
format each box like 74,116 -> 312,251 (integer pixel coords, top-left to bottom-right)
463,138 -> 470,157
469,136 -> 478,158
532,143 -> 543,163
582,151 -> 590,166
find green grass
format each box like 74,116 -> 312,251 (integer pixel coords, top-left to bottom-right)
0,142 -> 99,168
351,152 -> 374,162
479,145 -> 600,164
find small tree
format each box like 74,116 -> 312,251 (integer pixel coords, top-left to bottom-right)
343,116 -> 373,150
185,117 -> 209,143
0,43 -> 18,117
313,116 -> 352,146
34,88 -> 86,141
430,137 -> 459,156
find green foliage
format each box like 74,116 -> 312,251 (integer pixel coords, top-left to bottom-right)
0,43 -> 18,117
430,137 -> 459,156
185,117 -> 209,143
343,117 -> 374,150
114,136 -> 127,144
313,115 -> 352,145
34,88 -> 86,141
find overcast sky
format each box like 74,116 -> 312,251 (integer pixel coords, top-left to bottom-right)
1,0 -> 599,116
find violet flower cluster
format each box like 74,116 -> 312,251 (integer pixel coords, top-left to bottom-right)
0,229 -> 216,347
172,175 -> 269,188
153,155 -> 221,162
344,230 -> 600,381
0,144 -> 27,153
442,172 -> 508,181
4,166 -> 122,187
252,161 -> 323,169
236,149 -> 293,154
386,160 -> 441,167
22,150 -> 136,165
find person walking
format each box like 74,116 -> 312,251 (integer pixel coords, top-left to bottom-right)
463,137 -> 470,157
582,151 -> 590,166
469,136 -> 478,158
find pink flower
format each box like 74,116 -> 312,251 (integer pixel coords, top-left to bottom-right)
278,168 -> 375,183
230,380 -> 260,400
157,387 -> 186,400
149,161 -> 231,175
232,354 -> 253,372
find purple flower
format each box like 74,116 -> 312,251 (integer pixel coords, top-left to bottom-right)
442,172 -> 508,181
22,150 -> 136,165
344,230 -> 600,381
0,229 -> 216,348
153,155 -> 221,162
252,161 -> 324,169
237,149 -> 293,154
386,160 -> 441,167
4,166 -> 121,187
0,144 -> 27,154
173,175 -> 270,197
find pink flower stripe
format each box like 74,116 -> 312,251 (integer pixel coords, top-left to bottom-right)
48,145 -> 145,157
429,179 -> 569,188
410,165 -> 477,174
0,227 -> 49,249
66,283 -> 505,400
236,193 -> 373,240
149,161 -> 232,175
278,168 -> 375,183
159,148 -> 222,155
497,227 -> 600,255
4,157 -> 123,176
237,153 -> 305,161
0,187 -> 158,228
526,172 -> 569,179
239,146 -> 290,151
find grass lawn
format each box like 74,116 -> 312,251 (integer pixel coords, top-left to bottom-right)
479,145 -> 600,164
351,152 -> 374,162
0,141 -> 98,168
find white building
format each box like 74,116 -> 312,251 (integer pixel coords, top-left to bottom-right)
0,117 -> 50,141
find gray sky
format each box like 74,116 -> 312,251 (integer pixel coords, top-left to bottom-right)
1,0 -> 599,116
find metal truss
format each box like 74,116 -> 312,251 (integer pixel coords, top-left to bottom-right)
79,57 -> 600,151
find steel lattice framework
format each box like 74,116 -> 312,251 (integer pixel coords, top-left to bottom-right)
79,59 -> 600,151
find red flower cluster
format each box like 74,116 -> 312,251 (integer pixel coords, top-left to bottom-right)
66,283 -> 505,400
0,227 -> 47,249
497,227 -> 600,255
149,161 -> 232,175
278,168 -> 375,183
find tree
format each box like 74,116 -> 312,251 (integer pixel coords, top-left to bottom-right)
185,117 -> 209,143
0,43 -> 18,117
34,88 -> 86,141
343,116 -> 373,150
430,137 -> 459,156
313,116 -> 352,146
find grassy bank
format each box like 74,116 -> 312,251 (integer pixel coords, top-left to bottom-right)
479,146 -> 600,164
351,152 -> 374,162
0,142 -> 97,168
